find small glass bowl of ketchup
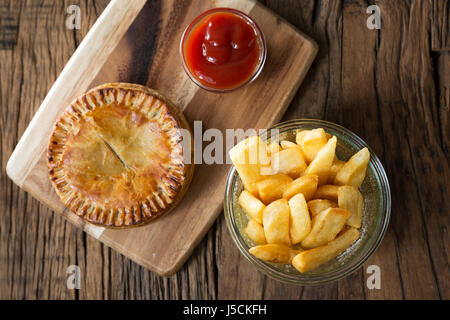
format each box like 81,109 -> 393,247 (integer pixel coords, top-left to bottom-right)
180,8 -> 266,92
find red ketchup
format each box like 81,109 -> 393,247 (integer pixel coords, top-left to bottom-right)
182,9 -> 264,91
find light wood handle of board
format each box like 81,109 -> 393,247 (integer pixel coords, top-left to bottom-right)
6,0 -> 147,187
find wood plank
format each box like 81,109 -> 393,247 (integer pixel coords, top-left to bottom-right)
436,52 -> 449,160
0,0 -> 112,299
341,1 -> 403,300
371,0 -> 447,299
431,0 -> 449,51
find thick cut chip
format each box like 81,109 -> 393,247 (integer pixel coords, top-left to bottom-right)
267,141 -> 281,156
328,159 -> 345,183
304,136 -> 337,185
334,148 -> 370,188
249,244 -> 302,264
288,193 -> 311,244
300,128 -> 329,163
282,174 -> 319,200
256,174 -> 293,204
229,136 -> 270,195
296,130 -> 310,145
238,190 -> 265,224
338,186 -> 363,228
300,208 -> 351,249
314,184 -> 340,201
307,199 -> 338,217
292,227 -> 360,272
269,147 -> 306,178
262,199 -> 291,246
245,219 -> 267,245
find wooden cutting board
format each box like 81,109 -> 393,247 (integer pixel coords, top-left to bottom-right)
6,0 -> 317,276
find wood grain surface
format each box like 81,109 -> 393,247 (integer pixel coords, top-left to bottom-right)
5,0 -> 318,276
1,0 -> 449,299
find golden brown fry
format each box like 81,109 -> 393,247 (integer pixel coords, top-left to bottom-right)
295,130 -> 310,145
249,244 -> 302,264
282,174 -> 319,200
238,190 -> 265,224
269,147 -> 306,178
334,148 -> 370,188
266,141 -> 281,156
245,219 -> 267,245
300,208 -> 351,248
288,193 -> 311,244
314,184 -> 340,201
256,174 -> 293,204
262,199 -> 291,246
307,199 -> 338,217
327,159 -> 345,183
304,136 -> 337,185
338,186 -> 363,228
292,227 -> 360,273
229,136 -> 270,195
300,128 -> 329,163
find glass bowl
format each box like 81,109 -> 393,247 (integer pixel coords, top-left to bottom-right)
179,7 -> 267,93
224,119 -> 391,285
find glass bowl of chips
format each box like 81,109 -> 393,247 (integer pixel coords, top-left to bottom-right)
224,119 -> 391,285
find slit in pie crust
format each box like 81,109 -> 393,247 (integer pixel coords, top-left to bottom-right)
47,83 -> 194,228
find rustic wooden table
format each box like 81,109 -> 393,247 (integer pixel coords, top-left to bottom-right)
0,0 -> 448,300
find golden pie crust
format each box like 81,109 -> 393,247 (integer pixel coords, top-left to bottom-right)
47,83 -> 194,228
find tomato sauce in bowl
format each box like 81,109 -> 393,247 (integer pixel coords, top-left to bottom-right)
180,8 -> 266,92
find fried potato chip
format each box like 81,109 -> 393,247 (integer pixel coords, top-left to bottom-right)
307,199 -> 338,217
327,159 -> 345,183
304,136 -> 337,185
266,141 -> 281,156
256,174 -> 293,204
288,193 -> 311,244
238,190 -> 265,224
249,244 -> 302,264
295,130 -> 310,145
334,148 -> 370,188
229,136 -> 270,195
292,227 -> 360,272
245,219 -> 267,245
314,184 -> 340,201
269,147 -> 306,178
262,199 -> 291,246
282,174 -> 319,200
338,186 -> 363,228
300,128 -> 329,163
300,208 -> 351,249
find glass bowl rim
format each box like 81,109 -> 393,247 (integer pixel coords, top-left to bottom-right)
224,118 -> 391,285
179,7 -> 267,93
